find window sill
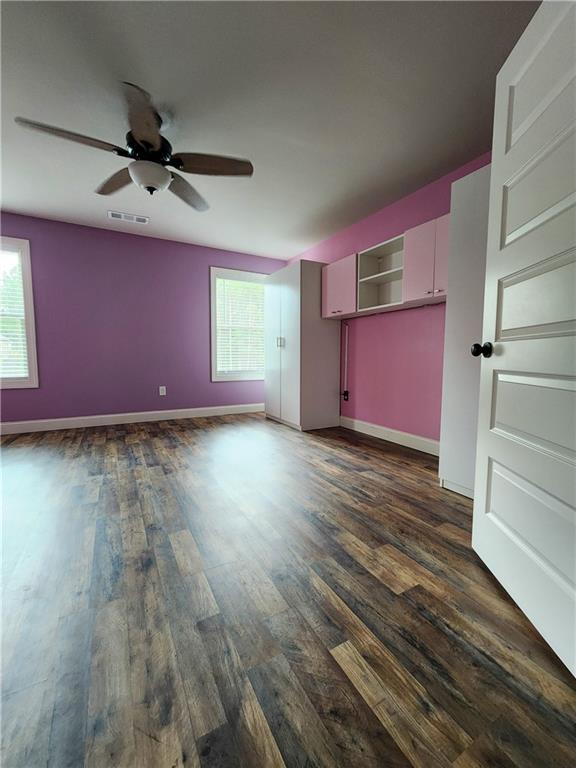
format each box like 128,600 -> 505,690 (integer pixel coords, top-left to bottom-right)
1,377 -> 39,390
211,374 -> 265,383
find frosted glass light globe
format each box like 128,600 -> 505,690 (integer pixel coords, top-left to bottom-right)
128,160 -> 171,194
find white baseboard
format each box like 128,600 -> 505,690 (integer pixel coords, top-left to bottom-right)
339,416 -> 439,456
440,478 -> 474,499
1,403 -> 265,435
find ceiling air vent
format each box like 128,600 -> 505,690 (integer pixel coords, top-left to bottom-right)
108,211 -> 149,225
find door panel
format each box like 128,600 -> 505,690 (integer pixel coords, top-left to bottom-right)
473,1 -> 576,675
487,460 -> 574,585
492,373 -> 576,463
498,251 -> 576,338
403,219 -> 435,301
280,262 -> 301,427
322,254 -> 357,317
507,7 -> 576,151
481,460 -> 575,671
264,272 -> 282,420
489,368 -> 575,508
503,127 -> 575,245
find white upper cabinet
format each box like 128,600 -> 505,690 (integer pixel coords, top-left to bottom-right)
403,215 -> 450,302
321,214 -> 451,319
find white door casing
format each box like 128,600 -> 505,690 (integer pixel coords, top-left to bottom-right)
473,2 -> 576,674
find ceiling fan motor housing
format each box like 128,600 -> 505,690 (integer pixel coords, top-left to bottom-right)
125,131 -> 173,164
128,160 -> 172,194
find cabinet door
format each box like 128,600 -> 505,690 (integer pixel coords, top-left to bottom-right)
433,213 -> 450,297
322,254 -> 357,317
264,272 -> 282,419
403,219 -> 436,301
280,262 -> 301,427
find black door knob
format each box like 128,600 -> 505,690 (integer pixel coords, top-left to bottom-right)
471,342 -> 493,358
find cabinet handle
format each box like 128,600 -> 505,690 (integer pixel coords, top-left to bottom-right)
331,310 -> 343,314
425,290 -> 434,295
434,288 -> 445,293
276,337 -> 286,347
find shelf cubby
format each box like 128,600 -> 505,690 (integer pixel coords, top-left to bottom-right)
358,278 -> 403,311
357,235 -> 404,311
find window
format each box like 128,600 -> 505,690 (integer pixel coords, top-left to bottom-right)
210,267 -> 266,381
0,237 -> 38,389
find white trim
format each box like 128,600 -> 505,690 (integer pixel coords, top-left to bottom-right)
440,478 -> 474,500
1,236 -> 39,389
1,403 -> 265,435
339,416 -> 440,456
210,267 -> 268,285
210,266 -> 266,382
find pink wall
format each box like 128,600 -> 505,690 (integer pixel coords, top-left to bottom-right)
293,151 -> 491,441
344,305 -> 446,438
1,213 -> 284,422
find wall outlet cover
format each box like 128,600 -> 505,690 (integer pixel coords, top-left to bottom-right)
159,386 -> 167,396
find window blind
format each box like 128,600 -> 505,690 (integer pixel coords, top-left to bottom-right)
0,249 -> 29,379
215,276 -> 264,379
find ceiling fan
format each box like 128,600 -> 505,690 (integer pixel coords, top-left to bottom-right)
14,82 -> 254,211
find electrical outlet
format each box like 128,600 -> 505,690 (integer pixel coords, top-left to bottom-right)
159,386 -> 167,396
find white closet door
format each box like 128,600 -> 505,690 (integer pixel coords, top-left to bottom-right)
280,262 -> 301,427
473,1 -> 576,674
264,271 -> 282,420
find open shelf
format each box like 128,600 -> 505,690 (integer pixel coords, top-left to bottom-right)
358,299 -> 404,314
357,235 -> 404,280
357,235 -> 404,311
358,266 -> 403,285
358,276 -> 403,311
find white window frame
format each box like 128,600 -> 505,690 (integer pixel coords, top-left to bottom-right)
210,266 -> 267,382
1,237 -> 39,389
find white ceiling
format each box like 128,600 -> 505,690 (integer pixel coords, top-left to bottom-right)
1,1 -> 538,259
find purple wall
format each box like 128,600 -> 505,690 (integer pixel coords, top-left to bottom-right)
1,214 -> 284,422
292,152 -> 491,441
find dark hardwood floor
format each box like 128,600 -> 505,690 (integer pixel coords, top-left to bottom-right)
1,414 -> 575,767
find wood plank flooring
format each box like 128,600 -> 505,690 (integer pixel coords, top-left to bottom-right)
2,414 -> 575,767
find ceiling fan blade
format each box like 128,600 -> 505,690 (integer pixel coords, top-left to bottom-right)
169,172 -> 209,211
95,167 -> 132,195
15,117 -> 125,154
122,81 -> 162,151
170,152 -> 254,177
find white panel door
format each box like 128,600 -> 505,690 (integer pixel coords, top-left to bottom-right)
280,262 -> 302,427
473,2 -> 576,674
264,271 -> 282,420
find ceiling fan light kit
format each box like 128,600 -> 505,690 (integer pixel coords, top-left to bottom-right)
128,161 -> 171,195
15,81 -> 254,212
